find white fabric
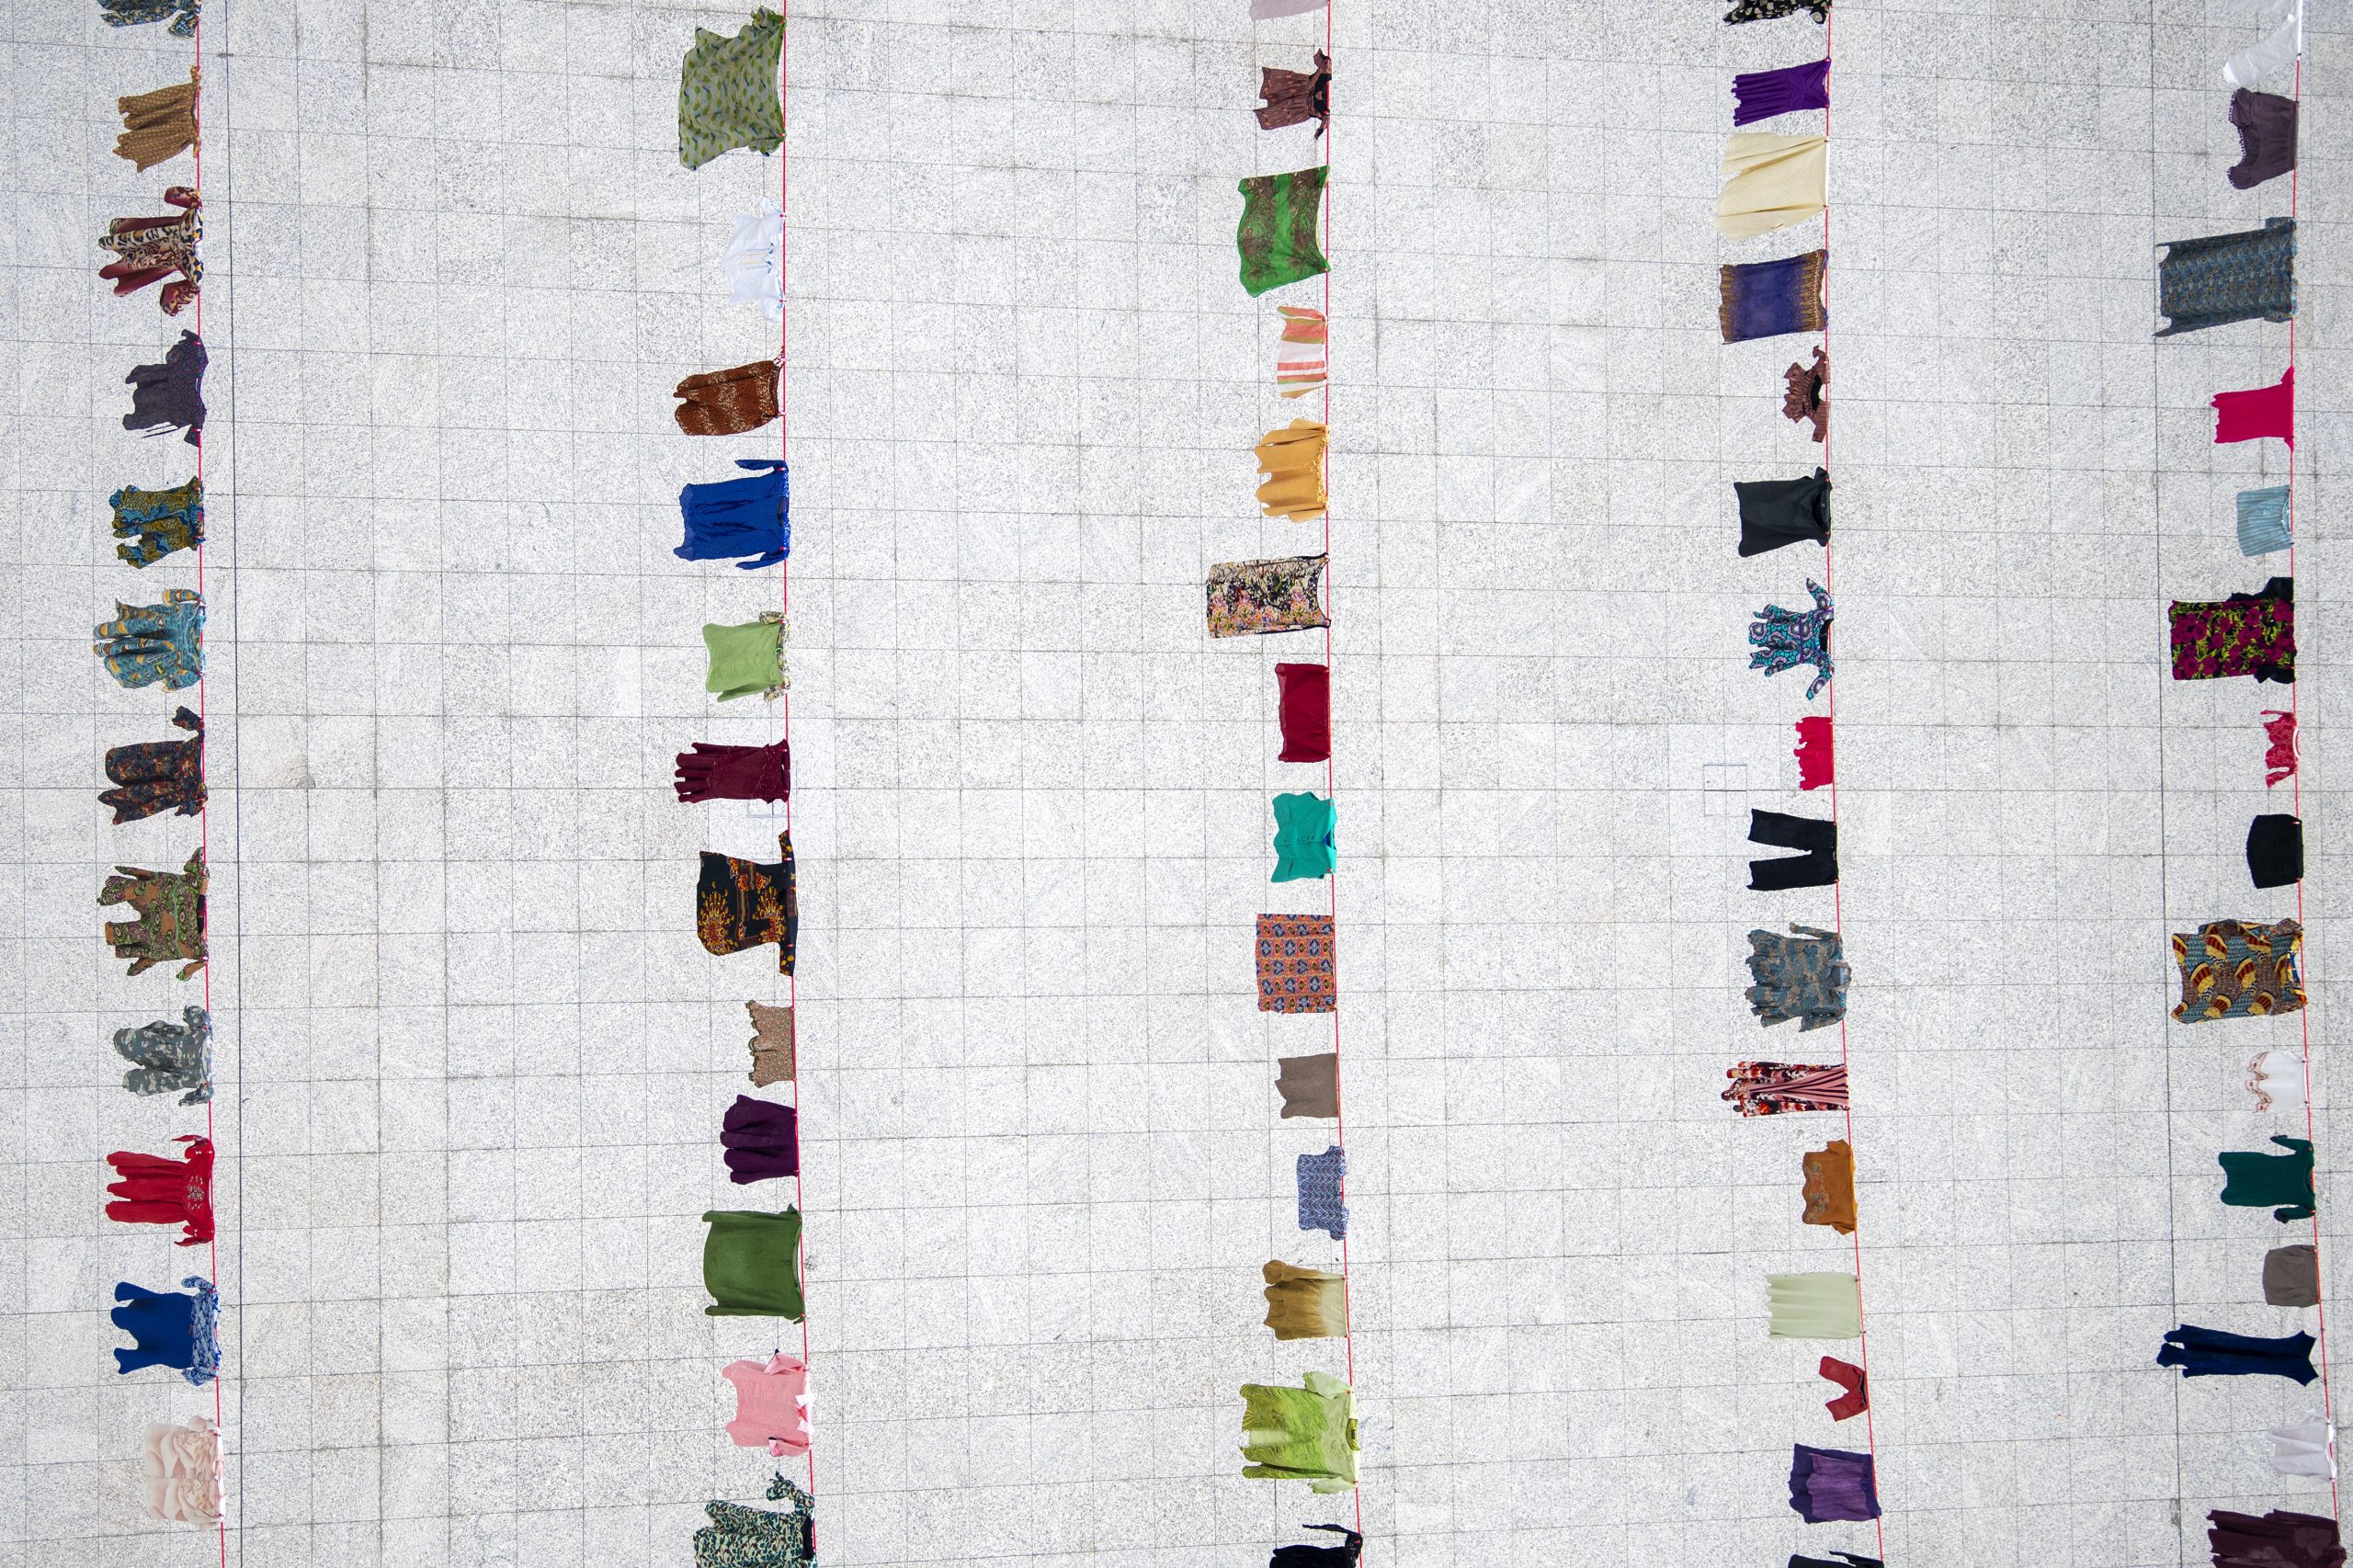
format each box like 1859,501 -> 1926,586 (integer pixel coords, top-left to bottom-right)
2268,1418 -> 2334,1481
722,206 -> 785,323
2245,1048 -> 2305,1113
2223,0 -> 2302,87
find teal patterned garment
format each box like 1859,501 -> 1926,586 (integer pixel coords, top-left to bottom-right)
110,476 -> 203,567
694,1482 -> 813,1568
2156,217 -> 2295,335
680,9 -> 786,171
95,589 -> 203,690
1748,579 -> 1834,699
101,0 -> 199,37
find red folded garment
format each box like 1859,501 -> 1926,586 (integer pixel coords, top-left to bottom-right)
1818,1355 -> 1868,1421
2214,367 -> 2293,447
1277,662 -> 1331,763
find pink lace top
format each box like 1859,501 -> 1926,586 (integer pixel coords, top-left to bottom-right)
722,1352 -> 811,1456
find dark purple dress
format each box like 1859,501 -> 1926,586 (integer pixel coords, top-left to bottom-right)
2229,88 -> 2297,189
722,1096 -> 800,1184
1733,58 -> 1831,126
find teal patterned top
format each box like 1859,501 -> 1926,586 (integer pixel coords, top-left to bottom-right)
694,1482 -> 813,1568
680,9 -> 786,171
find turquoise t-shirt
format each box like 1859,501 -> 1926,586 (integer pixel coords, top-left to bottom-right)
1271,792 -> 1336,882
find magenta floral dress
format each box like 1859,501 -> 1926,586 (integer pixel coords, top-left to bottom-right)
2171,577 -> 2294,682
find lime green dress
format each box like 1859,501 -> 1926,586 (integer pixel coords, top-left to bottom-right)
1239,1369 -> 1357,1491
702,1209 -> 803,1319
1271,792 -> 1336,881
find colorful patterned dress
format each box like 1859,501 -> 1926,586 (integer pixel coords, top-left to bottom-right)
692,1481 -> 813,1568
699,834 -> 797,973
1209,555 -> 1330,639
99,187 -> 202,313
2172,917 -> 2305,1021
95,589 -> 204,689
1722,1060 -> 1848,1116
1256,913 -> 1336,1012
1749,580 -> 1834,698
101,0 -> 199,36
2171,577 -> 2294,682
102,707 -> 205,824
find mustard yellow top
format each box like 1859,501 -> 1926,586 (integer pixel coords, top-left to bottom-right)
1255,418 -> 1328,523
1262,1260 -> 1347,1340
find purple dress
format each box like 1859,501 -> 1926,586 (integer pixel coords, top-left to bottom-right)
1789,1444 -> 1880,1523
1733,58 -> 1831,126
2229,89 -> 2297,190
1721,250 -> 1828,343
722,1095 -> 800,1184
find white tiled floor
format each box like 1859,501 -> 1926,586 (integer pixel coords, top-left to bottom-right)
6,0 -> 2351,1563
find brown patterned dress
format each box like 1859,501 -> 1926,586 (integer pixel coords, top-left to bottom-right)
675,359 -> 781,436
101,848 -> 207,979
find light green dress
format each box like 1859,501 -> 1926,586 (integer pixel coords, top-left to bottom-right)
1239,1369 -> 1357,1491
1271,792 -> 1336,882
679,9 -> 786,171
704,614 -> 788,701
1768,1271 -> 1861,1339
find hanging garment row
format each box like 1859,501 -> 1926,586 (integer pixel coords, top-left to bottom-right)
1233,17 -> 1357,1521
676,12 -> 812,1553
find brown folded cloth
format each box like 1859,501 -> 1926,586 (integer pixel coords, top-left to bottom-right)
116,71 -> 199,172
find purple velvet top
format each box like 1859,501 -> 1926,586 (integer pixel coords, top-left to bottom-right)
1733,58 -> 1832,126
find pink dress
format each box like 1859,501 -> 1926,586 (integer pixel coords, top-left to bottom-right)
2213,368 -> 2293,447
722,1353 -> 811,1455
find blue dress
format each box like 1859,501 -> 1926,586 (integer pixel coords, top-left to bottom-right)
678,459 -> 789,569
112,1276 -> 219,1385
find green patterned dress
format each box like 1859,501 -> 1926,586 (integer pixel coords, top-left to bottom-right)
680,9 -> 787,171
1236,166 -> 1329,297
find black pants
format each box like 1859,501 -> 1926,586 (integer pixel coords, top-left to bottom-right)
1750,808 -> 1838,890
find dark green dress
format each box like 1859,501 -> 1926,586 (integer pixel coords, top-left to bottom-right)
702,1209 -> 803,1318
2219,1136 -> 2315,1221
